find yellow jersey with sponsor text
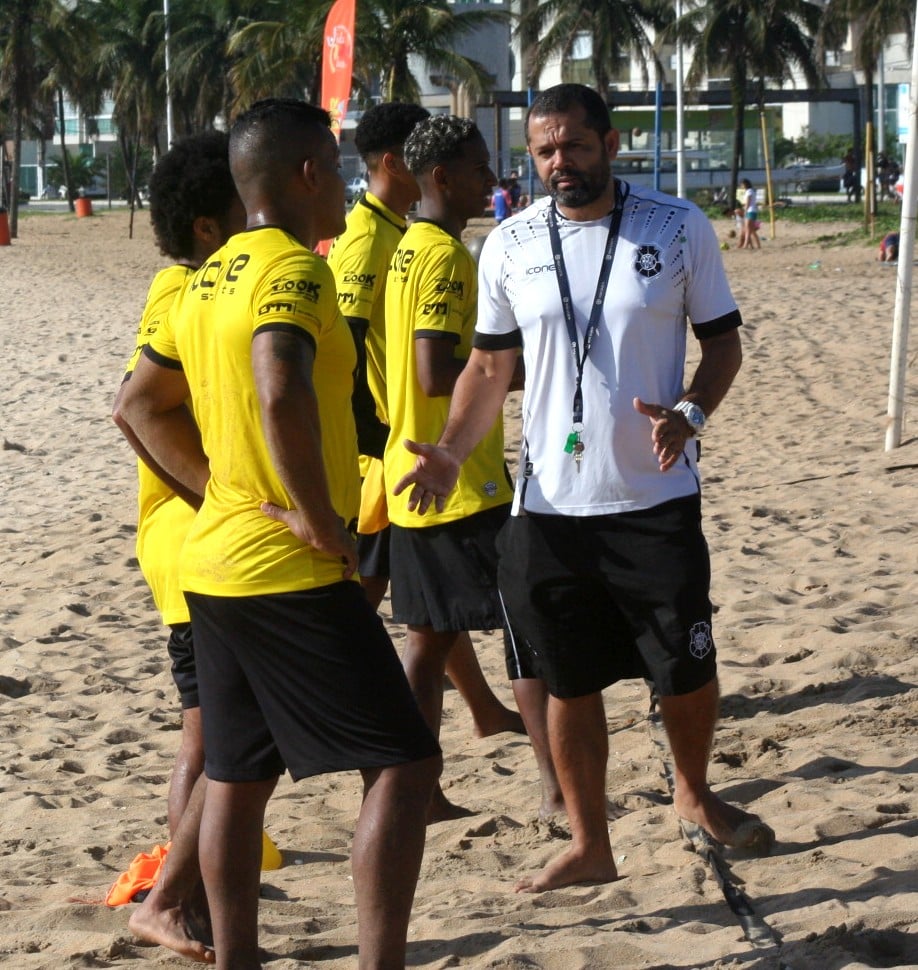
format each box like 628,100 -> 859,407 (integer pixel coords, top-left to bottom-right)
384,219 -> 511,527
327,191 -> 405,425
149,226 -> 360,596
125,263 -> 196,626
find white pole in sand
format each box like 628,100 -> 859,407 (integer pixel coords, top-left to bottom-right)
885,0 -> 918,451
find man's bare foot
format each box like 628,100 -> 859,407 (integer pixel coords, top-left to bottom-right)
514,846 -> 618,893
128,893 -> 215,963
427,787 -> 476,825
538,793 -> 565,821
675,789 -> 775,855
471,705 -> 526,740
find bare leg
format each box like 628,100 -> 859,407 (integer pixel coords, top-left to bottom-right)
198,777 -> 278,970
660,678 -> 773,853
360,574 -> 389,612
129,773 -> 213,962
168,705 -> 205,835
515,691 -> 617,892
353,755 -> 441,969
402,625 -> 473,822
511,678 -> 563,818
445,631 -> 525,738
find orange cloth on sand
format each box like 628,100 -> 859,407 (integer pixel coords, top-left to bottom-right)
105,842 -> 170,907
105,831 -> 283,906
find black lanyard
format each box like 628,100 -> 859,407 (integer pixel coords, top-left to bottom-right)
547,182 -> 627,429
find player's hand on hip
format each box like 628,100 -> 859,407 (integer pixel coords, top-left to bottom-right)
260,503 -> 358,579
391,439 -> 460,515
633,397 -> 692,473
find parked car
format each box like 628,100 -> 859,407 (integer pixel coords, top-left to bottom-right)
785,162 -> 844,193
345,175 -> 367,203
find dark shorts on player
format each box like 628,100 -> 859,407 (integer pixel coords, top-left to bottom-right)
166,622 -> 199,710
357,525 -> 390,579
500,596 -> 539,681
496,495 -> 717,699
389,504 -> 509,633
185,582 -> 440,783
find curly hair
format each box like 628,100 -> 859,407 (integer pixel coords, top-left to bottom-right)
403,115 -> 480,176
526,84 -> 611,142
148,131 -> 237,261
354,102 -> 429,162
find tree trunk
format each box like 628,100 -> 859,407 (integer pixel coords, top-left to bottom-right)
57,87 -> 75,212
10,108 -> 23,239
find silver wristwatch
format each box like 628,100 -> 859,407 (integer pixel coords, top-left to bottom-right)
674,400 -> 706,436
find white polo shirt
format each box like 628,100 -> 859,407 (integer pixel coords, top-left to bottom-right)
475,182 -> 741,516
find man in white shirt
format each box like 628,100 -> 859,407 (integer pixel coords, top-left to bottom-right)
393,83 -> 774,892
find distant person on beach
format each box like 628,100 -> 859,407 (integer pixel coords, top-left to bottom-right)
738,178 -> 761,250
117,98 -> 440,970
327,102 -> 521,747
392,82 -> 775,892
492,177 -> 512,223
384,115 -> 561,821
879,231 -> 899,262
112,130 -> 245,961
843,148 -> 861,203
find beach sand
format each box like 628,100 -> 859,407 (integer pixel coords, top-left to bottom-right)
0,208 -> 916,969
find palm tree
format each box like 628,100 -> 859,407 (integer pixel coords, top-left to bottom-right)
359,0 -> 509,105
671,0 -> 825,207
518,0 -> 670,94
91,0 -> 165,229
823,0 -> 913,201
37,0 -> 107,211
0,0 -> 44,236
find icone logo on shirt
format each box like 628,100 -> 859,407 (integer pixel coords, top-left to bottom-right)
526,264 -> 556,275
391,249 -> 415,275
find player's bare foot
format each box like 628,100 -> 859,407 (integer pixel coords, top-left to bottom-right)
128,896 -> 215,963
514,846 -> 618,893
471,705 -> 526,739
675,788 -> 775,855
427,787 -> 476,825
538,793 -> 565,820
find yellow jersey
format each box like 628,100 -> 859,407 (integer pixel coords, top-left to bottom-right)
149,226 -> 360,596
384,219 -> 511,528
125,264 -> 196,625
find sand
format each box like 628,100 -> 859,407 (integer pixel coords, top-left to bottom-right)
0,207 -> 916,969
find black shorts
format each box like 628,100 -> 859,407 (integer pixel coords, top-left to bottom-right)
389,504 -> 510,633
185,582 -> 440,783
166,622 -> 199,710
496,496 -> 717,699
357,526 -> 390,579
500,595 -> 539,681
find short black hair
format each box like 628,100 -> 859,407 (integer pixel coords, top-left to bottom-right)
526,84 -> 611,142
403,115 -> 481,176
148,131 -> 236,261
230,99 -> 331,190
355,102 -> 430,161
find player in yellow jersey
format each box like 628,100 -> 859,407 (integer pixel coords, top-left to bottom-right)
328,102 -> 524,749
118,99 -> 439,970
384,116 -> 555,822
113,131 -> 244,961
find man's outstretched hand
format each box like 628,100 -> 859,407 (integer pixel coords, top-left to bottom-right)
392,439 -> 461,515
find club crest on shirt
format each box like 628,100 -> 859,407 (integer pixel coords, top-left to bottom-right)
688,621 -> 713,659
483,480 -> 498,497
633,244 -> 664,279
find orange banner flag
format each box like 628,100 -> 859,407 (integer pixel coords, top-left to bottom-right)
321,0 -> 356,142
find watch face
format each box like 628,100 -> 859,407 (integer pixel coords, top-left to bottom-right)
688,404 -> 705,428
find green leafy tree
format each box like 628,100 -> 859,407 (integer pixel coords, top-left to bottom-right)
670,0 -> 825,207
519,0 -> 670,94
359,0 -> 509,105
823,0 -> 913,194
46,149 -> 104,197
